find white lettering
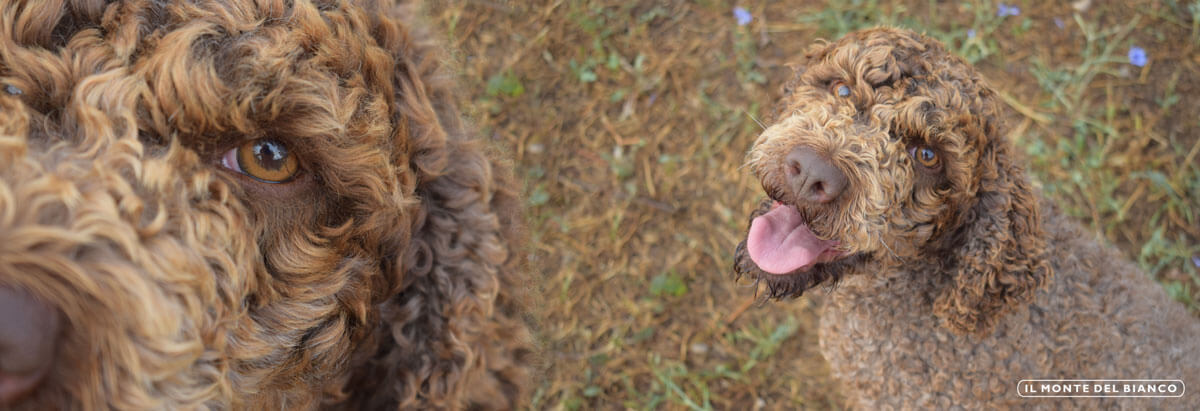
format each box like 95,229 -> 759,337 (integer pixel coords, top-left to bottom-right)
1022,380 -> 1181,397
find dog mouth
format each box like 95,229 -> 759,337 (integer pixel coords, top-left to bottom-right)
745,202 -> 846,275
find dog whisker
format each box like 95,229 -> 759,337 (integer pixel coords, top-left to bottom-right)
878,237 -> 900,260
745,111 -> 767,131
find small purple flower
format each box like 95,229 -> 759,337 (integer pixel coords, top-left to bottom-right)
1128,46 -> 1147,67
1192,255 -> 1200,269
733,6 -> 752,26
967,28 -> 977,39
1054,17 -> 1065,29
997,3 -> 1020,18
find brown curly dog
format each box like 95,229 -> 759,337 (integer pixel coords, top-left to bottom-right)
0,0 -> 533,409
734,27 -> 1200,408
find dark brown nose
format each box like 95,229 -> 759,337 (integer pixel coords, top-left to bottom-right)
0,287 -> 58,404
785,146 -> 848,204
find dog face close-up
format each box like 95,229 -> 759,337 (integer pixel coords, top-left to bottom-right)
736,28 -> 1046,309
3,0 -> 1200,409
0,0 -> 530,408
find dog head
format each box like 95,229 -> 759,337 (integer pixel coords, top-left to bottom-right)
735,27 -> 1051,334
0,0 -> 524,408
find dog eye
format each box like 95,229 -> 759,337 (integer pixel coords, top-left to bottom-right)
220,138 -> 300,183
909,146 -> 940,168
830,81 -> 851,97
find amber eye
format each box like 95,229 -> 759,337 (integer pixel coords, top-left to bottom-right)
910,146 -> 940,168
831,81 -> 851,97
220,138 -> 300,183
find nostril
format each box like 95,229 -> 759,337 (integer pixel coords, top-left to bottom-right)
786,160 -> 803,178
0,287 -> 58,405
819,175 -> 847,203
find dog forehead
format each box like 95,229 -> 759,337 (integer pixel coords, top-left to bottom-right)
802,28 -> 936,82
127,4 -> 398,132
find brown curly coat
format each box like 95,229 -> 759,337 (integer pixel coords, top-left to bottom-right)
735,27 -> 1200,408
0,0 -> 532,408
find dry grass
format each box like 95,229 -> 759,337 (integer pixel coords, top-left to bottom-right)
427,0 -> 1200,408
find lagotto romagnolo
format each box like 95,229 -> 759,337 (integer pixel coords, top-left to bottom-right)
734,27 -> 1200,409
0,0 -> 532,408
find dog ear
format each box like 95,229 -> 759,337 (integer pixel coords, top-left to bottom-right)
331,6 -> 534,409
340,142 -> 534,411
932,143 -> 1053,335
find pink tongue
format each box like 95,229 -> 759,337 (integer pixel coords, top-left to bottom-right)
747,204 -> 838,274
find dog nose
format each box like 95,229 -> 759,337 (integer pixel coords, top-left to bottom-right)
785,146 -> 847,204
0,287 -> 58,404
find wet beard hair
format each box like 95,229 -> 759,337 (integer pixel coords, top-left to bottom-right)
734,242 -> 869,300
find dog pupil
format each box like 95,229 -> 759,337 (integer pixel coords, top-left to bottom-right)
837,85 -> 850,97
921,149 -> 934,162
252,140 -> 287,170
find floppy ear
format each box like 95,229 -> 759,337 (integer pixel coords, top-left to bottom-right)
330,3 -> 535,409
932,143 -> 1053,335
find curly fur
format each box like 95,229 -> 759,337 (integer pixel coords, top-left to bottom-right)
0,0 -> 532,408
735,27 -> 1200,408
